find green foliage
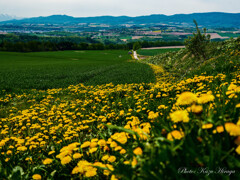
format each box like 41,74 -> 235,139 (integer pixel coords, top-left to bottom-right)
145,37 -> 240,80
185,20 -> 210,61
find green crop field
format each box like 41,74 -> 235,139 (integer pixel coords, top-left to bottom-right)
138,48 -> 182,56
0,50 -> 155,91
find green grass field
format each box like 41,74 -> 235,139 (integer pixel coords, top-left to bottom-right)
119,36 -> 132,40
218,33 -> 240,38
138,48 -> 182,56
0,50 -> 155,91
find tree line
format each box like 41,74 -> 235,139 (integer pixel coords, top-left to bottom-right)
0,35 -> 184,52
0,41 -> 129,52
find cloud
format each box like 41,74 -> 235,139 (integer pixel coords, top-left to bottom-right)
0,0 -> 239,17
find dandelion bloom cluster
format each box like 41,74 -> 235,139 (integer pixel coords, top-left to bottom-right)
0,56 -> 240,179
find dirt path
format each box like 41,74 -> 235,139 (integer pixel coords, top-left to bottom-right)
133,51 -> 139,60
141,46 -> 185,50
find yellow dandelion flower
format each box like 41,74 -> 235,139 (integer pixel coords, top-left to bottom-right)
90,142 -> 98,148
6,150 -> 12,155
67,143 -> 79,151
103,170 -> 111,176
17,146 -> 27,151
148,111 -> 159,119
104,145 -> 110,151
72,166 -> 80,174
32,174 -> 42,180
106,164 -> 114,171
117,136 -> 127,144
131,157 -> 138,167
56,150 -> 72,159
119,110 -> 124,116
133,147 -> 143,155
111,175 -> 118,180
170,110 -> 189,123
43,158 -> 53,165
114,146 -> 122,151
73,153 -> 83,159
225,123 -> 240,136
213,126 -> 224,134
81,141 -> 91,148
89,147 -> 98,154
98,139 -> 106,146
120,149 -> 126,154
167,130 -> 184,141
198,94 -> 215,104
191,104 -> 203,114
101,155 -> 109,161
85,169 -> 97,177
158,105 -> 167,109
61,156 -> 72,165
202,123 -> 213,129
123,160 -> 130,165
228,83 -> 237,91
91,138 -> 98,142
107,156 -> 116,163
176,92 -> 197,105
93,162 -> 106,168
110,141 -> 118,148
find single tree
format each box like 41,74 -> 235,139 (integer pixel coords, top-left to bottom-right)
185,20 -> 210,61
133,42 -> 141,51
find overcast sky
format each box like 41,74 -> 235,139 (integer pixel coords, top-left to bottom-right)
1,0 -> 240,17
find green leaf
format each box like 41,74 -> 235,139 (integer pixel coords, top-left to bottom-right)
8,166 -> 24,180
50,170 -> 57,177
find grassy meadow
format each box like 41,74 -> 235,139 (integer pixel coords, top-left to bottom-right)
0,38 -> 240,179
137,48 -> 182,56
0,50 -> 155,92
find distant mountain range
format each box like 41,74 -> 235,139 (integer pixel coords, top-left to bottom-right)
1,12 -> 240,28
0,14 -> 19,21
